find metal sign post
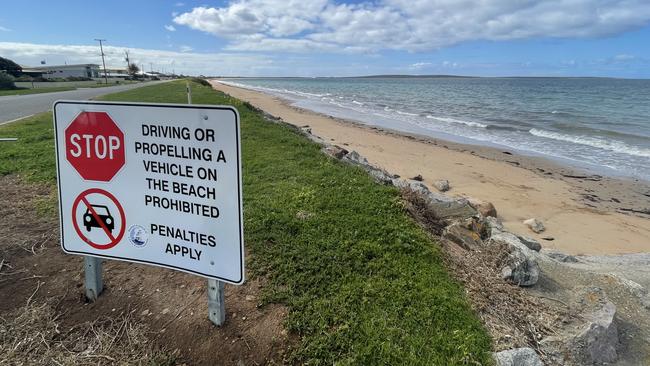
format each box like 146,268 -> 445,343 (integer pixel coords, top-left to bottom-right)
185,82 -> 227,327
84,256 -> 103,301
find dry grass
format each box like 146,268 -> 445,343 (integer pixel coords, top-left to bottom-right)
0,301 -> 177,366
401,188 -> 573,361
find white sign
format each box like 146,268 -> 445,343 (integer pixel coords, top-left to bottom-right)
53,101 -> 244,284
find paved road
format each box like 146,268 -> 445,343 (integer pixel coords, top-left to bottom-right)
0,81 -> 168,124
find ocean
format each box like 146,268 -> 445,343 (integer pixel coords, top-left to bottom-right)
219,77 -> 650,181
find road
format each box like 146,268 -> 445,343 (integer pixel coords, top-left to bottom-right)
0,81 -> 167,124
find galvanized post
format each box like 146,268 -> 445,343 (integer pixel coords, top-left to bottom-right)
186,81 -> 192,104
84,256 -> 103,301
207,279 -> 225,326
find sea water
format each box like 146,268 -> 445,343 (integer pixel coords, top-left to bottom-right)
219,77 -> 650,181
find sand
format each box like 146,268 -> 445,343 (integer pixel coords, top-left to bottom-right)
210,80 -> 650,256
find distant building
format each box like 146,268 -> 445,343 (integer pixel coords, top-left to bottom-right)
104,66 -> 129,78
30,64 -> 100,79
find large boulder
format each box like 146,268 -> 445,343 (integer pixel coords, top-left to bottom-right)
489,231 -> 539,286
442,219 -> 484,250
493,348 -> 543,366
541,287 -> 619,365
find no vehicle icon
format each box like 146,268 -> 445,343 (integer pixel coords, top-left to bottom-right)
72,188 -> 126,250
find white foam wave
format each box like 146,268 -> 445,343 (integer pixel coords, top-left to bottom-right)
529,129 -> 650,158
426,115 -> 488,128
352,100 -> 364,105
395,110 -> 417,116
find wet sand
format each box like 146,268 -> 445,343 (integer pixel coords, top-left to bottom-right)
210,80 -> 650,255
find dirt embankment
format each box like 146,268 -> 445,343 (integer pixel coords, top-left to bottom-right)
0,175 -> 290,365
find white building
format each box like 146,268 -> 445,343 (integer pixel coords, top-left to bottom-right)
35,64 -> 100,79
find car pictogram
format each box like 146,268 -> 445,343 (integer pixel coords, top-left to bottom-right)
83,205 -> 115,232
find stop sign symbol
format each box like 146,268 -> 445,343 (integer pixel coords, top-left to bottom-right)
65,111 -> 125,182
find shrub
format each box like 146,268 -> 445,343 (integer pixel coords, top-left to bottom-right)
15,75 -> 34,82
190,77 -> 211,87
0,72 -> 16,90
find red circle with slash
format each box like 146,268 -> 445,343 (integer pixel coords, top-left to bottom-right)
72,188 -> 126,250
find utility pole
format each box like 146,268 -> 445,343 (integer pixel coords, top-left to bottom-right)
124,50 -> 130,70
95,38 -> 108,84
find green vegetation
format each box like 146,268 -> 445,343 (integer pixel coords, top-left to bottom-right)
0,87 -> 76,96
0,80 -> 492,365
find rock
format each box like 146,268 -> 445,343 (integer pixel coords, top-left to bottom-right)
322,145 -> 348,159
367,167 -> 394,185
433,179 -> 450,192
546,251 -> 579,263
609,273 -> 650,309
341,151 -> 394,184
541,288 -> 619,365
467,197 -> 497,218
425,192 -> 477,220
411,174 -> 423,181
489,231 -> 539,286
485,216 -> 504,233
342,150 -> 369,166
300,126 -> 312,134
442,221 -> 483,250
523,218 -> 545,233
493,348 -> 543,366
571,288 -> 619,364
305,132 -> 326,145
516,235 -> 541,252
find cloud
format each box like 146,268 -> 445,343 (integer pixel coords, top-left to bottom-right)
613,54 -> 635,61
0,25 -> 11,32
409,62 -> 431,69
0,42 -> 278,76
179,45 -> 193,52
175,2 -> 185,6
173,0 -> 650,53
164,24 -> 176,31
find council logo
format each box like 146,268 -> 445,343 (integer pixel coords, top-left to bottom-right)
128,225 -> 149,247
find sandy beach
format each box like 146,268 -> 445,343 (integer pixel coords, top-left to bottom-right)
210,80 -> 650,255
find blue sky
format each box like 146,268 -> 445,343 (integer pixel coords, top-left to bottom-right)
1,0 -> 649,78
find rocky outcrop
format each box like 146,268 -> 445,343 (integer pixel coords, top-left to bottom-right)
493,348 -> 543,366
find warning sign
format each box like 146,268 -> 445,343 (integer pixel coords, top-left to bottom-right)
53,101 -> 244,284
71,188 -> 126,250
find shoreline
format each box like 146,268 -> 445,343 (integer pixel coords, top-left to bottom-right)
210,80 -> 650,255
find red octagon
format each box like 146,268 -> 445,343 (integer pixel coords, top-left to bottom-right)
65,111 -> 125,182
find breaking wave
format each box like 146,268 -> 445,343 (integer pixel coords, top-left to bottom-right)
529,129 -> 650,158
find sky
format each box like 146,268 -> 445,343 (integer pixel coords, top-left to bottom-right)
1,0 -> 650,78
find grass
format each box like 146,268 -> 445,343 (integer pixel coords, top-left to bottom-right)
0,80 -> 493,364
0,87 -> 75,96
